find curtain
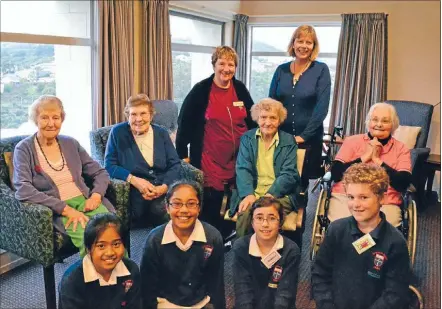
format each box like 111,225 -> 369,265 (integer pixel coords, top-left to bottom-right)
233,14 -> 249,83
140,0 -> 173,100
97,1 -> 134,127
329,13 -> 388,136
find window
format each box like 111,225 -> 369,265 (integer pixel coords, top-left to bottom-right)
248,25 -> 341,130
1,1 -> 94,152
170,12 -> 224,110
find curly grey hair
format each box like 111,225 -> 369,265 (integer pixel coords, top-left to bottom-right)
28,95 -> 65,125
251,98 -> 287,124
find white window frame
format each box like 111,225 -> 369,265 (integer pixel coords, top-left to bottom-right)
169,11 -> 225,54
0,0 -> 97,127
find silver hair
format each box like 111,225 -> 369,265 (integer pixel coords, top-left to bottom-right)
28,95 -> 65,125
251,98 -> 287,123
365,102 -> 400,134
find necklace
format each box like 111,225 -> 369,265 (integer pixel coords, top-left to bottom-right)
35,134 -> 65,172
292,60 -> 311,86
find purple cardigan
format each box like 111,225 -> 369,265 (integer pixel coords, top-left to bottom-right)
13,135 -> 114,233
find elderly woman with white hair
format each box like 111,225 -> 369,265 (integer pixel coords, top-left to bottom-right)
328,102 -> 412,226
234,98 -> 301,237
13,95 -> 113,256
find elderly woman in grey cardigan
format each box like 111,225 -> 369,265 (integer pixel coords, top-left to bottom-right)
13,95 -> 113,256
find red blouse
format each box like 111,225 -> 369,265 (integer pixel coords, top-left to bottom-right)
201,82 -> 248,191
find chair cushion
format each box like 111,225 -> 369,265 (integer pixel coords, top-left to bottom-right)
3,152 -> 15,191
281,211 -> 299,231
393,125 -> 422,149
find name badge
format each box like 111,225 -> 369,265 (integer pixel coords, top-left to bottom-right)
233,101 -> 244,107
352,233 -> 376,254
261,250 -> 282,269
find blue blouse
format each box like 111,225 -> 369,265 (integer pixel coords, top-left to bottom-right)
269,61 -> 331,143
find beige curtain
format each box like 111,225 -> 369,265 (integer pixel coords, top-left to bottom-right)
97,1 -> 134,127
329,13 -> 388,136
140,0 -> 173,100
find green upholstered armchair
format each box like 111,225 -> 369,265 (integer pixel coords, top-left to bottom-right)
0,135 -> 130,309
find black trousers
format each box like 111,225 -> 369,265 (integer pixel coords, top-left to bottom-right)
201,187 -> 233,238
298,139 -> 324,182
130,194 -> 168,228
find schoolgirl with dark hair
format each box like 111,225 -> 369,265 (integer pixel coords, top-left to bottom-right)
232,196 -> 301,309
59,213 -> 141,309
140,180 -> 225,309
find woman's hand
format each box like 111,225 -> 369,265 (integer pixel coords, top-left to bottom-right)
295,136 -> 305,144
132,176 -> 155,195
83,193 -> 102,212
370,137 -> 383,165
62,205 -> 89,232
361,144 -> 374,163
238,195 -> 257,213
153,184 -> 168,199
183,157 -> 190,163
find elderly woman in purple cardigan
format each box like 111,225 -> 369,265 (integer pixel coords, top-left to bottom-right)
13,95 -> 113,257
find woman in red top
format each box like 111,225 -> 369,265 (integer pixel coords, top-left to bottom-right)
176,46 -> 256,235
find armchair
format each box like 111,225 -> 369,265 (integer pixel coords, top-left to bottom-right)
386,100 -> 434,208
0,135 -> 130,309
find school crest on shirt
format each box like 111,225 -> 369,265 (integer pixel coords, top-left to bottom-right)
268,265 -> 283,289
122,279 -> 133,293
203,245 -> 213,260
373,252 -> 387,270
368,252 -> 388,279
272,265 -> 283,282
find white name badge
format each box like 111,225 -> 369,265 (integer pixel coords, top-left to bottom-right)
233,101 -> 244,107
261,250 -> 282,269
352,233 -> 376,255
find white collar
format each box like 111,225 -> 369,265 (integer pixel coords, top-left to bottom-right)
249,233 -> 284,258
161,219 -> 207,251
133,125 -> 153,140
82,254 -> 130,286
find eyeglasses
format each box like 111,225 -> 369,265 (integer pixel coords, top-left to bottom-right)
253,215 -> 280,225
168,201 -> 199,209
370,117 -> 391,125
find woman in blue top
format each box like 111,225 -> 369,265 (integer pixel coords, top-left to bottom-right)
105,94 -> 182,227
269,25 -> 331,181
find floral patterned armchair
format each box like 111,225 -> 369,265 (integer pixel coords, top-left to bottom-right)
0,135 -> 130,309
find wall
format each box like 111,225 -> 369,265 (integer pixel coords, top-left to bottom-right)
239,0 -> 441,154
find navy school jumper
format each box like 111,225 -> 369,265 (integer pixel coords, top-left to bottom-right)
140,221 -> 225,309
58,258 -> 141,309
232,234 -> 301,309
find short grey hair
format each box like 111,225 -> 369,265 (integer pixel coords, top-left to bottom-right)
251,98 -> 287,123
365,102 -> 400,134
29,95 -> 65,125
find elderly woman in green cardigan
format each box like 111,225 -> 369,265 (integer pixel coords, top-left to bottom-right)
234,98 -> 301,237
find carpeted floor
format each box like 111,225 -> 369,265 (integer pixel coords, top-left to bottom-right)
0,183 -> 440,309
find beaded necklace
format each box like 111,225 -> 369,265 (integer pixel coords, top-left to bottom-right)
35,134 -> 65,172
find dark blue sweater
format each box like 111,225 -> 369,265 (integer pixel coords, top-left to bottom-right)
140,221 -> 225,309
232,234 -> 301,309
312,212 -> 410,309
269,61 -> 331,142
58,258 -> 141,309
105,122 -> 182,185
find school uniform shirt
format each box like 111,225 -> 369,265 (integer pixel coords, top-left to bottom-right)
311,212 -> 410,309
59,256 -> 141,309
232,234 -> 301,309
140,220 -> 225,309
